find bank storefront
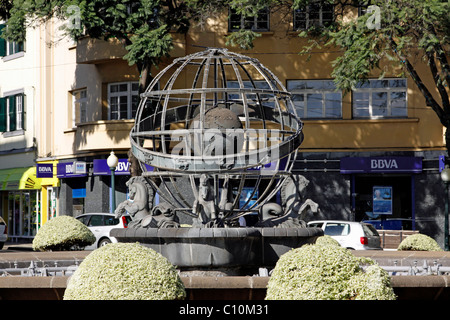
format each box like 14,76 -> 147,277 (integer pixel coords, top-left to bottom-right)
0,164 -> 59,241
57,157 -> 132,217
340,156 -> 423,230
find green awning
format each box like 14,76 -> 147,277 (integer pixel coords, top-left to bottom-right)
0,167 -> 41,190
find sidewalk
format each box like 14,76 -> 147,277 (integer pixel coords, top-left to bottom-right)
3,241 -> 33,251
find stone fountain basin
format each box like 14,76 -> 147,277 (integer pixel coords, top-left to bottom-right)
110,227 -> 323,268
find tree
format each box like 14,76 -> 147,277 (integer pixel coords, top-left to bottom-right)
1,0 -> 191,95
293,0 -> 450,154
0,0 -> 281,93
2,0 -> 449,151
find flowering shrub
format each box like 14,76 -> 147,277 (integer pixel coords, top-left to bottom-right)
266,242 -> 396,300
315,235 -> 341,247
32,215 -> 95,251
397,233 -> 443,251
64,242 -> 186,300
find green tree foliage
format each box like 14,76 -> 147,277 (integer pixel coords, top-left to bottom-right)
0,0 -> 193,94
295,0 -> 450,153
2,0 -> 448,148
0,0 -> 280,90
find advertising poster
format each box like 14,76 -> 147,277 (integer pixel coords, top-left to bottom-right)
373,186 -> 392,215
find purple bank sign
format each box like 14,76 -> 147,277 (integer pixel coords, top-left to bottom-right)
93,159 -> 153,175
93,159 -> 131,175
36,163 -> 54,178
340,157 -> 422,174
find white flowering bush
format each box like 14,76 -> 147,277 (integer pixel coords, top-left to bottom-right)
347,265 -> 397,300
64,242 -> 186,300
315,235 -> 341,247
397,233 -> 443,251
266,242 -> 396,300
32,215 -> 96,251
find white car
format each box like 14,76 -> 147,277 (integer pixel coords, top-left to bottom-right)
307,220 -> 382,250
76,213 -> 131,250
0,217 -> 7,250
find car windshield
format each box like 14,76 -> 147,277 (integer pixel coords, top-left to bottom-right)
362,223 -> 379,236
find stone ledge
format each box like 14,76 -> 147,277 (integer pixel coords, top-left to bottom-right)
3,275 -> 450,290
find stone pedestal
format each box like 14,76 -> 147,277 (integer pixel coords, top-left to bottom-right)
111,227 -> 323,270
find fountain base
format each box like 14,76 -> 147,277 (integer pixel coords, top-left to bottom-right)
111,227 -> 323,269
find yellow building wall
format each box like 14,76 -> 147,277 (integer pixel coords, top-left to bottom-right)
52,7 -> 446,158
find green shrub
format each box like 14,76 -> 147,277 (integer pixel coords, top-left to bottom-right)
315,235 -> 341,247
32,215 -> 95,251
64,242 -> 186,300
266,243 -> 396,300
397,233 -> 443,251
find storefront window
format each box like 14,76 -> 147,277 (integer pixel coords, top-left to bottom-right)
7,191 -> 38,238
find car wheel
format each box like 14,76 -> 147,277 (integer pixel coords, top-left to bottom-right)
0,242 -> 4,250
98,238 -> 112,247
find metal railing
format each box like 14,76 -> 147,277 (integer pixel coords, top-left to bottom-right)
0,261 -> 79,277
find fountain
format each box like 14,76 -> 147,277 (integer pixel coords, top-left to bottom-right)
111,48 -> 323,274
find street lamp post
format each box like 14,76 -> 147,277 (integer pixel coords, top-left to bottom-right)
107,151 -> 119,213
441,165 -> 450,251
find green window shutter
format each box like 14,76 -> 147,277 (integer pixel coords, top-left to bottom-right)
0,24 -> 6,57
9,95 -> 16,132
0,98 -> 6,131
22,94 -> 26,131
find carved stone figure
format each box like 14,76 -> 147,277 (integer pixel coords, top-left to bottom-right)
141,201 -> 180,228
115,176 -> 153,228
192,174 -> 222,227
255,175 -> 319,228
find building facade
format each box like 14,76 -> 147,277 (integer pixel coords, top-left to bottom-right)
0,4 -> 448,246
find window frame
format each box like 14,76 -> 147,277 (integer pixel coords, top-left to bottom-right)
0,89 -> 25,133
107,81 -> 139,120
72,88 -> 88,127
352,78 -> 408,119
293,1 -> 334,30
228,7 -> 270,32
287,79 -> 342,119
0,23 -> 25,60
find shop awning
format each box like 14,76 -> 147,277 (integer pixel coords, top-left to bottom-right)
0,167 -> 42,190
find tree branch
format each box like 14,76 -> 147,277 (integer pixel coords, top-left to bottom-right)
389,37 -> 447,126
430,26 -> 450,89
427,50 -> 450,114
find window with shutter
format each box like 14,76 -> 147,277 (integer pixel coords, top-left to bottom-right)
8,95 -> 16,131
0,98 -> 6,131
0,24 -> 6,57
1,93 -> 26,133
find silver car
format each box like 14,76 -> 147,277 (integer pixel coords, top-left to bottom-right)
76,213 -> 131,250
308,220 -> 382,250
0,217 -> 7,250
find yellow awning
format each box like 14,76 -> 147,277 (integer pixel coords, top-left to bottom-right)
0,167 -> 41,190
37,160 -> 60,187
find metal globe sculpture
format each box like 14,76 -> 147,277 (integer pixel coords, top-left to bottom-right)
130,48 -> 304,225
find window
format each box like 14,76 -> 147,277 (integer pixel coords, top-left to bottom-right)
108,82 -> 139,120
0,92 -> 25,132
287,80 -> 342,119
227,80 -> 276,108
229,7 -> 269,31
358,1 -> 372,16
294,1 -> 334,30
0,24 -> 25,58
8,191 -> 38,237
72,89 -> 87,126
352,79 -> 407,118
